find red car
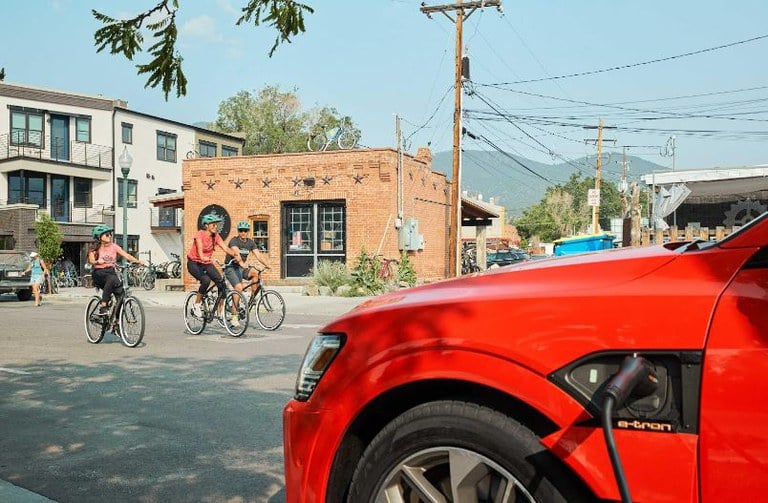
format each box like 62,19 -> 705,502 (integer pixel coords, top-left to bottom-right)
283,213 -> 768,502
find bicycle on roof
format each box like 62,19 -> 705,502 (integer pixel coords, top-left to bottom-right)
307,117 -> 359,152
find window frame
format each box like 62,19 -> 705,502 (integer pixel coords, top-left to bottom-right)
75,117 -> 91,143
198,140 -> 217,158
73,177 -> 93,208
156,131 -> 177,162
10,109 -> 44,147
117,178 -> 138,208
221,145 -> 238,157
121,122 -> 133,144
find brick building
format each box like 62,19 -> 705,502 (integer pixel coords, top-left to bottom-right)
179,147 -> 451,286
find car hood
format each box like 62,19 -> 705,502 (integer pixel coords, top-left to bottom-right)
324,244 -> 751,375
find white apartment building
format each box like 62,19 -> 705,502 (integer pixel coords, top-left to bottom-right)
0,81 -> 244,273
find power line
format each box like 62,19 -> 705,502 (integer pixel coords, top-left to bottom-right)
487,33 -> 768,85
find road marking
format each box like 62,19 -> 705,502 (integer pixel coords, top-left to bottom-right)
0,367 -> 31,375
186,334 -> 304,343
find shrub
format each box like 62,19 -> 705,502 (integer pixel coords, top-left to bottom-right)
350,248 -> 383,295
310,260 -> 351,293
397,250 -> 417,287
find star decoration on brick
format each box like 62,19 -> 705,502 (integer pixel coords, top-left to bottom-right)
409,171 -> 414,180
353,174 -> 364,184
262,178 -> 271,188
421,176 -> 426,185
293,177 -> 302,187
230,178 -> 246,189
203,179 -> 216,190
444,187 -> 450,195
322,175 -> 333,185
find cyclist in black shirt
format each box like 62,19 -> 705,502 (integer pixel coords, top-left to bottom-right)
224,221 -> 270,296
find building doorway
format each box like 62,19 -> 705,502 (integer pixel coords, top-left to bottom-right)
282,201 -> 346,278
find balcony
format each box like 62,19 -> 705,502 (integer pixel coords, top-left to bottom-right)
0,132 -> 113,169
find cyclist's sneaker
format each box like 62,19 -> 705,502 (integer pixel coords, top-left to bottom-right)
191,303 -> 203,318
231,316 -> 240,328
97,305 -> 109,316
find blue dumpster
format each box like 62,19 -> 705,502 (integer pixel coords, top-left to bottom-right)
553,233 -> 615,256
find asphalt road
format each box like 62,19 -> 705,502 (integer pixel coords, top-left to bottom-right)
0,296 -> 339,503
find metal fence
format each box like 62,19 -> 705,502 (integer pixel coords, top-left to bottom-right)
0,132 -> 113,169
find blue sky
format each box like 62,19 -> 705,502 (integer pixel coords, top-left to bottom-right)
2,0 -> 767,174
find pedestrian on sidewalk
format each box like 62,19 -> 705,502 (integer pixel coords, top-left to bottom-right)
23,251 -> 49,306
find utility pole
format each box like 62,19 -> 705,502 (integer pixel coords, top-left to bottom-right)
421,0 -> 502,277
621,146 -> 628,218
585,120 -> 615,234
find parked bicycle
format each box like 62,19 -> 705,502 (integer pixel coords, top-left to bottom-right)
183,260 -> 246,337
84,264 -> 145,348
307,117 -> 359,152
375,255 -> 400,284
224,266 -> 285,334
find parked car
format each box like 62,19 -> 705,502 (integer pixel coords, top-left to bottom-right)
283,212 -> 768,502
486,248 -> 530,267
0,251 -> 33,301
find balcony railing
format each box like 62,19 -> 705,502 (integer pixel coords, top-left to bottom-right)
35,202 -> 112,225
0,132 -> 113,169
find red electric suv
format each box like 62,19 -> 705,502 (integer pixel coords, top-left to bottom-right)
283,213 -> 768,502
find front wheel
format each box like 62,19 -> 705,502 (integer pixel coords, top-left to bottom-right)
308,132 -> 326,152
222,290 -> 249,337
119,296 -> 145,347
254,290 -> 285,331
142,273 -> 156,290
85,296 -> 106,344
337,130 -> 359,150
348,401 -> 590,503
183,292 -> 206,335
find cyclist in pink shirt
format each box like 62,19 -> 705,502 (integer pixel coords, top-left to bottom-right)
87,224 -> 144,315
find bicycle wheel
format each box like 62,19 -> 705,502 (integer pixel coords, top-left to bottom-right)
308,133 -> 326,152
84,296 -> 106,344
337,129 -> 359,150
171,262 -> 181,278
222,291 -> 249,337
119,296 -> 145,348
142,273 -> 156,290
255,290 -> 285,331
183,292 -> 206,335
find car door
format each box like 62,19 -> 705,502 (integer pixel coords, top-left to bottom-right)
699,246 -> 768,500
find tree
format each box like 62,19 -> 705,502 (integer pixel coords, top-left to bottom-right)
34,214 -> 63,292
93,0 -> 314,99
212,85 -> 360,154
514,173 -> 623,242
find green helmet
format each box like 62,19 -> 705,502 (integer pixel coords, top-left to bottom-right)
92,224 -> 114,239
236,221 -> 251,231
201,213 -> 223,225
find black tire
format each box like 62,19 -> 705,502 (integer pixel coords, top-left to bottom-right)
255,290 -> 285,331
142,273 -> 156,290
222,291 -> 249,337
171,262 -> 181,279
17,288 -> 32,301
308,132 -> 326,152
85,296 -> 106,344
183,292 -> 206,335
119,296 -> 145,347
348,401 -> 589,503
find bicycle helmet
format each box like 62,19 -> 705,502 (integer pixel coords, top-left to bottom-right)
236,221 -> 251,231
92,224 -> 114,239
201,213 -> 223,225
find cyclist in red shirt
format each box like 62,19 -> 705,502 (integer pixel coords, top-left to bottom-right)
186,213 -> 244,318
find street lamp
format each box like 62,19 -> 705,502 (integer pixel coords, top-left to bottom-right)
118,146 -> 133,254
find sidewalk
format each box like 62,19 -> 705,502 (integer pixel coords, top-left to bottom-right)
45,286 -> 372,318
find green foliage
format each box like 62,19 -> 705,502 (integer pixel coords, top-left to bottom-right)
93,1 -> 312,100
350,248 -> 383,295
515,173 -> 624,241
213,86 -> 360,154
236,0 -> 315,57
309,260 -> 351,293
397,250 -> 417,287
34,214 -> 63,266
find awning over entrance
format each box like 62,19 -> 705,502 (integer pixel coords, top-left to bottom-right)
461,197 -> 498,227
149,192 -> 184,209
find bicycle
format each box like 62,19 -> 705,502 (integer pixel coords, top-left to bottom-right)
376,255 -> 399,284
183,261 -> 246,337
84,264 -> 145,348
224,266 -> 285,333
307,117 -> 359,152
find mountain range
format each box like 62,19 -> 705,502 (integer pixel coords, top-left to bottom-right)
431,150 -> 666,216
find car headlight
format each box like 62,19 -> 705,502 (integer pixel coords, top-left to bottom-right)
294,334 -> 343,401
